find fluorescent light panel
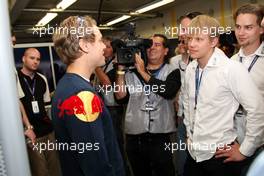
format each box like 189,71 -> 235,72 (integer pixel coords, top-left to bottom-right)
56,0 -> 77,10
36,13 -> 58,26
104,0 -> 175,26
35,0 -> 77,27
106,15 -> 131,26
134,0 -> 174,14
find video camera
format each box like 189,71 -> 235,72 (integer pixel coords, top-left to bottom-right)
111,23 -> 152,66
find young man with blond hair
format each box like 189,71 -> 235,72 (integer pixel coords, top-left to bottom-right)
169,12 -> 202,176
52,16 -> 124,176
182,15 -> 264,176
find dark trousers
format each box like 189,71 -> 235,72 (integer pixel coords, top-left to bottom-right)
108,106 -> 131,175
107,106 -> 125,156
126,133 -> 175,176
183,150 -> 257,176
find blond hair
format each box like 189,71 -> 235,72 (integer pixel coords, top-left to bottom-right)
53,16 -> 96,65
188,15 -> 220,38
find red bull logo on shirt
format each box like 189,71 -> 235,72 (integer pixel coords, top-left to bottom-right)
58,91 -> 103,122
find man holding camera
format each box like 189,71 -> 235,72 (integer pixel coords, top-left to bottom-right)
115,34 -> 181,176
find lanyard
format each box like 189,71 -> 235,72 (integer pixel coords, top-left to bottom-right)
149,63 -> 165,78
138,63 -> 165,107
239,55 -> 259,72
23,77 -> 36,100
138,63 -> 165,89
142,63 -> 165,92
195,65 -> 204,109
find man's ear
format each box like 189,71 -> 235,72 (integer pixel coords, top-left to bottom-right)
22,56 -> 25,63
79,38 -> 89,54
164,48 -> 169,56
260,26 -> 264,35
210,37 -> 219,48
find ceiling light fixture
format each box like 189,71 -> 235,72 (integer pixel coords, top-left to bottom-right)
56,0 -> 77,10
104,0 -> 175,26
134,0 -> 174,14
35,0 -> 77,27
105,15 -> 131,26
36,13 -> 58,27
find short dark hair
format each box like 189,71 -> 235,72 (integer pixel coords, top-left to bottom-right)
102,36 -> 113,42
103,36 -> 116,53
234,4 -> 264,26
153,34 -> 169,48
178,12 -> 203,23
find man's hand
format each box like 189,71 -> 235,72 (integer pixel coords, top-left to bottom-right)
24,129 -> 36,145
135,54 -> 151,82
115,64 -> 127,99
135,54 -> 145,74
94,67 -> 111,87
215,141 -> 246,163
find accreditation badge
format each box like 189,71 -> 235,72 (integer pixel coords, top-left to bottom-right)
31,101 -> 40,114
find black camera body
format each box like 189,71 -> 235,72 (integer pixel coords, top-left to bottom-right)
112,23 -> 152,66
114,39 -> 151,65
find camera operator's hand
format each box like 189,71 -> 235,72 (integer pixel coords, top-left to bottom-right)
135,54 -> 145,73
135,54 -> 151,82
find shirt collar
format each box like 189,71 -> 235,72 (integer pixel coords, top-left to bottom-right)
192,47 -> 227,69
79,74 -> 90,83
238,42 -> 264,58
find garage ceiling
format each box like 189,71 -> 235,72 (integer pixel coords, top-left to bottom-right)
10,0 -> 179,43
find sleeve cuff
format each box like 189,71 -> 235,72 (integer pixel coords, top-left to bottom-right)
239,138 -> 258,157
177,109 -> 183,117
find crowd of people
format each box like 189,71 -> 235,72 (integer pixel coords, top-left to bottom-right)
12,3 -> 264,176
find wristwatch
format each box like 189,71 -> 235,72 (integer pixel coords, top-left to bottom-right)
25,125 -> 34,131
116,70 -> 125,75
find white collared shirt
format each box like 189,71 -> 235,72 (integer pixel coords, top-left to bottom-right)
231,42 -> 264,103
183,47 -> 264,162
231,42 -> 264,145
